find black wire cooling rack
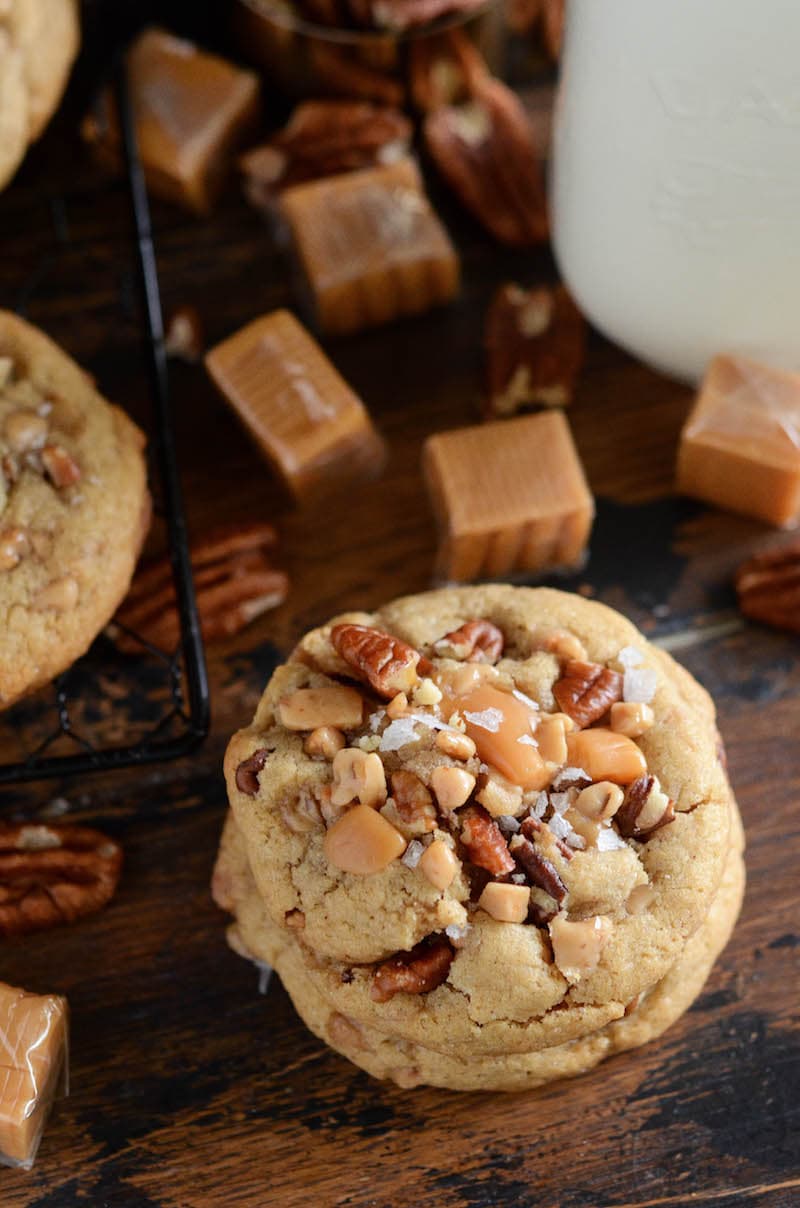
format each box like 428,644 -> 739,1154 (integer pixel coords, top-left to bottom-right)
0,62 -> 210,787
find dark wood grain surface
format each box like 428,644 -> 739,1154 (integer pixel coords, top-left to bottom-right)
1,6 -> 799,1206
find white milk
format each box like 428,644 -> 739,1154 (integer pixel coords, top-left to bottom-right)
550,0 -> 800,383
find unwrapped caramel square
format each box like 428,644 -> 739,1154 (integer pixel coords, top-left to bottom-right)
423,411 -> 594,581
280,157 -> 460,336
677,355 -> 800,527
205,309 -> 386,502
0,983 -> 68,1169
84,28 -> 260,214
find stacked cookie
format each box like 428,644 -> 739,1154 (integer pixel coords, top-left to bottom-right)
214,586 -> 744,1092
0,313 -> 150,708
0,0 -> 80,191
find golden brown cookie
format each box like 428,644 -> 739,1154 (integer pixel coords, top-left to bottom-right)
0,312 -> 150,708
0,0 -> 80,190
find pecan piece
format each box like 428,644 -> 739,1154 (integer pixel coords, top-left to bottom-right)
553,660 -> 623,727
485,283 -> 586,417
616,775 -> 675,841
0,824 -> 122,936
434,618 -> 504,663
408,27 -> 489,113
371,935 -> 453,1002
735,540 -> 800,635
235,748 -> 273,797
331,623 -> 421,698
540,0 -> 565,59
423,77 -> 548,247
41,443 -> 81,488
240,101 -> 412,207
510,833 -> 567,904
114,522 -> 288,653
390,770 -> 437,833
459,804 -> 516,876
308,44 -> 404,108
0,526 -> 29,572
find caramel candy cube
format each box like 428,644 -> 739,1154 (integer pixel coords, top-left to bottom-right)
280,157 -> 460,336
0,983 -> 68,1168
85,28 -> 260,214
677,355 -> 800,527
205,309 -> 386,502
423,411 -> 594,581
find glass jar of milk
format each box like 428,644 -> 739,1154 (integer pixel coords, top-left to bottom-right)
550,0 -> 800,384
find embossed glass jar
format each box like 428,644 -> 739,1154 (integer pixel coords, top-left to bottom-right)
550,0 -> 800,383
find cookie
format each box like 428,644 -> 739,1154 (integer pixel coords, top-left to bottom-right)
218,586 -> 744,1089
0,312 -> 150,708
0,0 -> 80,190
221,828 -> 744,1091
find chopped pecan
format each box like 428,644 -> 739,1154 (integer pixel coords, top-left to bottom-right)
390,770 -> 437,832
235,748 -> 272,796
331,623 -> 421,698
423,77 -> 548,247
0,823 -> 122,936
114,522 -> 288,654
735,540 -> 800,635
510,833 -> 567,903
485,283 -> 586,417
435,618 -> 504,663
165,305 -> 205,362
459,804 -> 516,876
41,444 -> 81,488
553,660 -> 623,727
370,935 -> 453,1002
540,0 -> 565,59
408,27 -> 489,112
616,775 -> 675,841
0,526 -> 29,572
240,101 -> 412,207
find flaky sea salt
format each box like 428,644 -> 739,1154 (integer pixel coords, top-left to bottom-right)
548,812 -> 571,840
464,707 -> 504,732
597,825 -> 627,851
530,791 -> 548,819
511,873 -> 527,885
368,709 -> 385,732
497,814 -> 521,835
618,645 -> 644,668
445,923 -> 472,946
623,666 -> 658,704
512,688 -> 540,712
517,733 -> 538,747
256,963 -> 273,995
379,718 -> 420,751
552,766 -> 588,786
402,840 -> 425,869
550,791 -> 572,815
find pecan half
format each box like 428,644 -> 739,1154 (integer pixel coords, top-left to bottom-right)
510,833 -> 567,904
41,444 -> 81,488
331,623 -> 421,698
240,101 -> 412,207
0,823 -> 122,936
459,804 -> 516,875
390,770 -> 437,832
485,283 -> 586,417
423,77 -> 548,247
408,27 -> 489,113
735,540 -> 800,635
616,775 -> 675,841
540,0 -> 565,59
114,522 -> 288,654
235,748 -> 273,797
435,618 -> 504,663
553,660 -> 623,727
370,935 -> 453,1002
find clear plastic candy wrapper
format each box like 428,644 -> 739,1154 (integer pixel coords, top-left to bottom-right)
0,983 -> 69,1169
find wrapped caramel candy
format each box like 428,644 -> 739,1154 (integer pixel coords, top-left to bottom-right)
423,411 -> 594,581
280,157 -> 459,336
83,27 -> 260,214
0,983 -> 68,1168
205,309 -> 386,502
677,355 -> 800,527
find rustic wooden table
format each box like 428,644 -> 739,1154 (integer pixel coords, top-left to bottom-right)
2,8 -> 799,1207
